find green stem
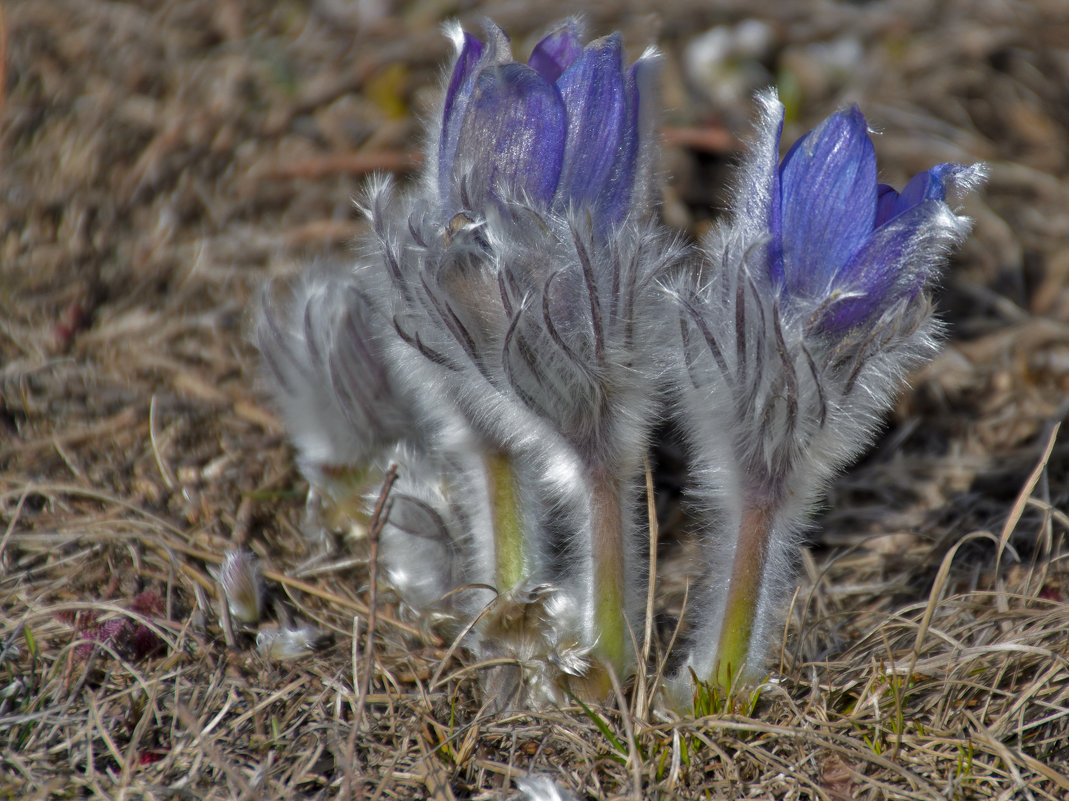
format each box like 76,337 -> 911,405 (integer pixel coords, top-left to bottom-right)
589,465 -> 632,677
713,499 -> 774,690
485,450 -> 525,594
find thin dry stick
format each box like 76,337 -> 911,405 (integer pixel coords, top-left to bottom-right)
353,464 -> 397,733
148,394 -> 177,490
428,585 -> 500,691
0,489 -> 29,561
343,615 -> 364,801
633,454 -> 659,721
269,150 -> 422,179
606,663 -> 642,801
777,584 -> 802,678
651,579 -> 690,699
908,529 -> 1005,682
996,415 -> 1062,574
0,5 -> 7,154
119,678 -> 160,788
879,627 -> 906,762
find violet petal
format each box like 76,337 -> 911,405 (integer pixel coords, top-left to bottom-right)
554,35 -> 630,221
778,106 -> 878,298
452,63 -> 567,210
820,199 -> 940,331
528,20 -> 584,82
439,33 -> 486,208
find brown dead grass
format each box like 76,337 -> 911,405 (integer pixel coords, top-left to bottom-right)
3,1 -> 1069,798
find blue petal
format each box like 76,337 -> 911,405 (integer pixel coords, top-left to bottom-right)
874,184 -> 899,227
438,33 -> 485,208
452,63 -> 567,210
554,35 -> 631,222
528,21 -> 584,82
887,162 -> 957,220
601,60 -> 642,227
820,200 -> 939,331
778,106 -> 878,298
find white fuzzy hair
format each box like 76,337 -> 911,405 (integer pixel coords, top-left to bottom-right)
362,171 -> 687,667
253,261 -> 417,494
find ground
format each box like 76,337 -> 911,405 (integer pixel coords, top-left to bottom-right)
2,1 -> 1069,799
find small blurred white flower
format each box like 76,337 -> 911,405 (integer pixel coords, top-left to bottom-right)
256,624 -> 326,661
217,549 -> 263,626
515,774 -> 579,801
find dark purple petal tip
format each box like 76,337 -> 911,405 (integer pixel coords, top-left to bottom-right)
528,20 -> 584,82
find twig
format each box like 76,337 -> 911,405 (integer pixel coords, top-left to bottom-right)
652,579 -> 690,700
995,412 -> 1063,574
269,150 -> 422,179
148,395 -> 178,491
633,454 -> 659,721
353,464 -> 397,733
343,615 -> 365,801
660,124 -> 735,154
606,663 -> 642,801
428,585 -> 499,691
0,489 -> 28,563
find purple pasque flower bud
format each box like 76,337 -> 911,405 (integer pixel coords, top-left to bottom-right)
363,20 -> 675,691
666,91 -> 983,701
767,103 -> 982,333
437,19 -> 657,233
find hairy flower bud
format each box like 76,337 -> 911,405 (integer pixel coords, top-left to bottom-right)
766,103 -> 982,332
667,92 -> 984,700
437,19 -> 659,234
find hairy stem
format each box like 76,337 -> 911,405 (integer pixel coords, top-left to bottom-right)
485,450 -> 526,593
713,499 -> 774,690
589,464 -> 633,678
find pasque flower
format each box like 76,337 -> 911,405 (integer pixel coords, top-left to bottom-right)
368,19 -> 673,697
253,19 -> 983,713
257,19 -> 673,706
667,92 -> 983,700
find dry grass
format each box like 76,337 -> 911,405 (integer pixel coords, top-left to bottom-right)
3,1 -> 1069,798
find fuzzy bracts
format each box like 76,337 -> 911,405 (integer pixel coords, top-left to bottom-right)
252,19 -> 982,711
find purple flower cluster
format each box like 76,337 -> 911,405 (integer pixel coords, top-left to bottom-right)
437,20 -> 654,232
254,19 -> 982,711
